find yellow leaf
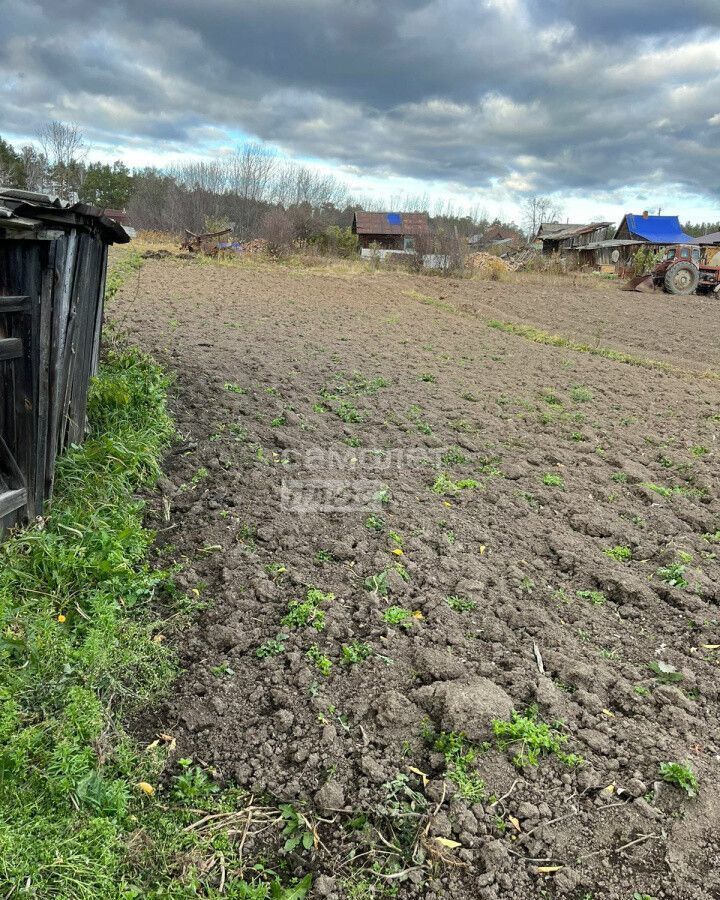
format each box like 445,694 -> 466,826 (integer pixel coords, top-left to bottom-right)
145,740 -> 159,752
442,501 -> 451,507
434,837 -> 462,849
191,588 -> 200,597
391,548 -> 404,556
603,783 -> 615,794
508,815 -> 521,832
153,634 -> 165,643
702,644 -> 720,650
479,545 -> 486,555
602,708 -> 615,718
407,766 -> 429,787
411,610 -> 424,619
137,782 -> 155,796
534,866 -> 563,874
57,614 -> 66,623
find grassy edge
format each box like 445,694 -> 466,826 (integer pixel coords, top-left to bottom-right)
0,251 -> 311,900
486,319 -> 720,381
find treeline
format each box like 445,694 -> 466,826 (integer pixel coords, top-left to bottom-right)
683,221 -> 720,237
0,125 -> 502,244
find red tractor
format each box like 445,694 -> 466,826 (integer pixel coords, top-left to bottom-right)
625,245 -> 720,295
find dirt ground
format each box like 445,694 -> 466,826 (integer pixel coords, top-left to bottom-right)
114,257 -> 720,900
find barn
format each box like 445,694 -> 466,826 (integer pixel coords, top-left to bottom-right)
351,211 -> 430,251
0,188 -> 128,533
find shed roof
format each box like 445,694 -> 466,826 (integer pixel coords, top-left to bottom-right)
0,187 -> 129,243
537,222 -> 612,241
696,231 -> 720,245
352,211 -> 430,236
616,213 -> 694,244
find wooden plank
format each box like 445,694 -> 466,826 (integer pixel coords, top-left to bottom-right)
34,248 -> 54,514
0,488 -> 26,519
0,338 -> 22,361
46,230 -> 77,496
0,296 -> 30,313
90,244 -> 107,376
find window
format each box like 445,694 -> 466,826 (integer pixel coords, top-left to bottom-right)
680,248 -> 690,259
404,236 -> 415,251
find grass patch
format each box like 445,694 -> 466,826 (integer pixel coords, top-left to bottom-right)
403,289 -> 457,313
0,345 -> 176,898
486,320 -> 719,381
492,707 -> 583,769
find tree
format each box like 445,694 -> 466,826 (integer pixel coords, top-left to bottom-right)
37,121 -> 88,198
80,161 -> 133,208
0,137 -> 25,187
522,196 -> 564,240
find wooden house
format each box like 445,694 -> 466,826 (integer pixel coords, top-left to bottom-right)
351,211 -> 430,251
535,222 -> 613,255
0,188 -> 128,533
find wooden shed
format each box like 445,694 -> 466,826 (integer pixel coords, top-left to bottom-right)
0,188 -> 128,533
351,211 -> 430,251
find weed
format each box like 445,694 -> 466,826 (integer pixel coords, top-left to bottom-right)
441,446 -> 467,466
611,471 -> 628,483
373,487 -> 391,505
365,514 -> 385,532
603,545 -> 632,562
634,685 -> 651,697
432,731 -> 486,802
659,761 -> 698,797
656,563 -> 689,588
691,445 -> 709,457
265,562 -> 288,580
542,473 -> 564,488
173,758 -> 218,803
364,571 -> 389,596
256,636 -> 287,658
315,549 -> 334,562
279,804 -> 316,852
383,606 -> 413,629
571,431 -> 586,442
445,595 -> 477,612
336,400 -> 363,423
419,373 -> 436,382
432,473 -> 478,495
224,382 -> 247,394
210,661 -> 235,678
492,706 -> 583,769
306,645 -> 333,676
388,530 -> 404,547
282,588 -> 334,631
570,385 -> 593,402
648,661 -> 683,684
341,641 -> 374,665
576,589 -> 606,605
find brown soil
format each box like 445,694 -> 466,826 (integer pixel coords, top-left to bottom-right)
114,258 -> 720,900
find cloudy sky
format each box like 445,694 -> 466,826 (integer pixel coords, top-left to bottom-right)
2,0 -> 719,224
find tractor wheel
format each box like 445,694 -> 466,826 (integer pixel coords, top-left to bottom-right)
664,262 -> 699,295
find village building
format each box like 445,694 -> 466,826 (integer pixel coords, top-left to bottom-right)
351,211 -> 430,251
535,221 -> 614,255
614,213 -> 695,244
468,223 -> 523,250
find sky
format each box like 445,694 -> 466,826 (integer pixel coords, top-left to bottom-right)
1,0 -> 720,226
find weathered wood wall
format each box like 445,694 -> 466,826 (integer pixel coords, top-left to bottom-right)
0,231 -> 108,534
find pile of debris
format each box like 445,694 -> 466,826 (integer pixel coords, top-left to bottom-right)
467,252 -> 510,279
241,238 -> 269,254
500,247 -> 540,271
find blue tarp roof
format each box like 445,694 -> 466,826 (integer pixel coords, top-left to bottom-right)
386,212 -> 402,225
621,214 -> 695,243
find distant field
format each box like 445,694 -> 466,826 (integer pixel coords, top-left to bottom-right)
115,253 -> 720,900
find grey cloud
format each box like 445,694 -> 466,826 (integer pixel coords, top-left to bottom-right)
0,0 -> 718,203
